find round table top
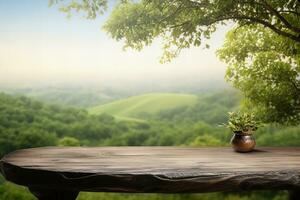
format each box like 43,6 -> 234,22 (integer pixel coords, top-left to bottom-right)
1,147 -> 300,193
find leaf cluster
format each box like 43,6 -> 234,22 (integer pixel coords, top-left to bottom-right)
49,0 -> 108,19
218,25 -> 300,125
223,111 -> 261,134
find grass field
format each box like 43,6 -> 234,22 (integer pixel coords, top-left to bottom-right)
89,93 -> 198,120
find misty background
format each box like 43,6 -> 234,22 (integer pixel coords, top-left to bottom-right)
0,0 -> 232,92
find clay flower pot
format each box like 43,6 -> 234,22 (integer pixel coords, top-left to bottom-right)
230,131 -> 256,152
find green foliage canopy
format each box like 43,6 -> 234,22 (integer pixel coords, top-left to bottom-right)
51,0 -> 300,62
218,25 -> 300,125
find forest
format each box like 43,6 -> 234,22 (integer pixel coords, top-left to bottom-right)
0,90 -> 299,200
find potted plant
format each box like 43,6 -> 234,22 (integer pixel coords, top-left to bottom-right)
224,111 -> 260,152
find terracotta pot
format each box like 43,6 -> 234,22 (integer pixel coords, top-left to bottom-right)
230,132 -> 256,152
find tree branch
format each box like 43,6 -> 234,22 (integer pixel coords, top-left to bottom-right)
196,14 -> 300,43
278,10 -> 300,16
158,2 -> 185,24
237,16 -> 300,42
260,0 -> 300,33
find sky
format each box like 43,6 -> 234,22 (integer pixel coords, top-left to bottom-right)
0,0 -> 234,88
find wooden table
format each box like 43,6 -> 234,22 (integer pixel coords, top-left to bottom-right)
0,147 -> 300,200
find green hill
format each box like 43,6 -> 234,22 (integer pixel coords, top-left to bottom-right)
88,93 -> 198,120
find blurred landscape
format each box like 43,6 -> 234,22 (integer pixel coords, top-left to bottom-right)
0,84 -> 299,200
1,0 -> 299,199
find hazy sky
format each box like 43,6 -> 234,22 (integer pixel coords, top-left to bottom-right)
0,0 -> 234,87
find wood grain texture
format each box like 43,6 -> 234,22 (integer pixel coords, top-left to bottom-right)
0,147 -> 300,193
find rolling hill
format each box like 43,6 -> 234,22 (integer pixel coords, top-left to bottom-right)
88,93 -> 198,120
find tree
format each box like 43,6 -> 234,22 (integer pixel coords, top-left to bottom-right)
51,0 -> 300,124
58,136 -> 80,146
190,134 -> 223,147
16,128 -> 58,149
217,25 -> 300,125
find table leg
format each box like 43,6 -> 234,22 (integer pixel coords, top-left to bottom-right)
289,190 -> 300,200
29,187 -> 79,200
